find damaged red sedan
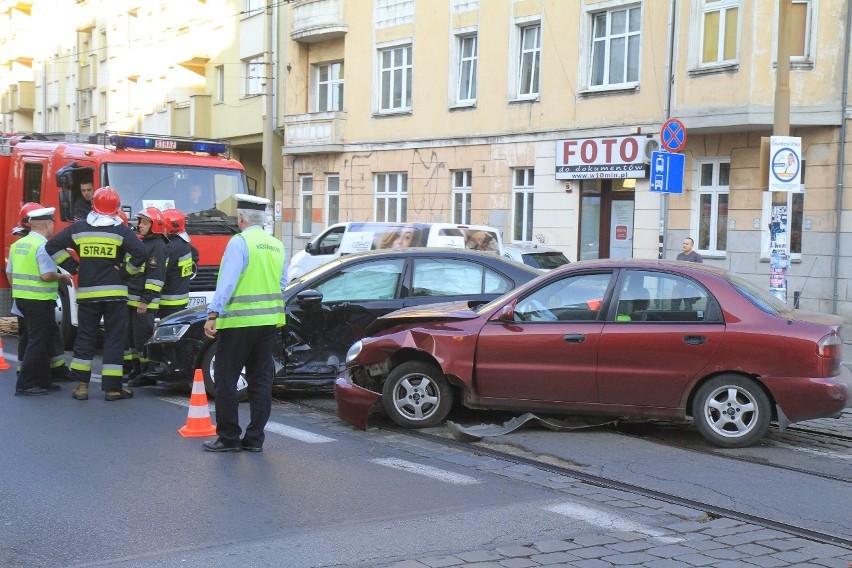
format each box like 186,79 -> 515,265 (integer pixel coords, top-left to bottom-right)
335,259 -> 849,448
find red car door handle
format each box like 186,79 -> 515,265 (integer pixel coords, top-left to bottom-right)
563,334 -> 585,343
684,335 -> 707,345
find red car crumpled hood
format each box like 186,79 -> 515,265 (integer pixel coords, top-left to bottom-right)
365,300 -> 482,336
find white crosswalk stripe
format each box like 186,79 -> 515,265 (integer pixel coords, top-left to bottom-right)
370,457 -> 481,485
545,502 -> 684,543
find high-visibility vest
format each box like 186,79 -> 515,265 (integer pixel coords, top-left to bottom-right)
216,230 -> 286,330
10,233 -> 58,301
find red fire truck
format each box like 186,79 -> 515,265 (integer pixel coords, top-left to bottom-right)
0,131 -> 252,347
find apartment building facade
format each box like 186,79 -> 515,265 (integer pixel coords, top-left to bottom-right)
281,0 -> 852,320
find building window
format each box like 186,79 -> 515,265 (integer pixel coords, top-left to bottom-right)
300,176 -> 313,236
789,0 -> 815,62
512,168 -> 535,242
99,29 -> 107,61
696,159 -> 729,255
326,175 -> 340,225
98,91 -> 107,125
456,34 -> 478,103
590,5 -> 641,88
316,62 -> 344,112
215,65 -> 225,103
77,89 -> 92,119
243,56 -> 263,97
374,173 -> 408,222
452,170 -> 472,224
379,44 -> 412,113
244,0 -> 264,16
701,0 -> 739,65
517,24 -> 541,98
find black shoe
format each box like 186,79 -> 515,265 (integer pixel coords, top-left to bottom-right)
52,370 -> 75,382
15,387 -> 48,396
240,441 -> 263,453
202,440 -> 241,453
127,376 -> 156,387
104,388 -> 134,401
45,383 -> 61,392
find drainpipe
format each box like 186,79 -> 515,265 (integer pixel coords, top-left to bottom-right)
659,0 -> 677,259
832,0 -> 852,314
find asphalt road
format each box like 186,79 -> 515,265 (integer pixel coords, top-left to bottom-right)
1,336 -> 850,568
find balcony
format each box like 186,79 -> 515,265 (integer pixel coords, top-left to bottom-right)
283,111 -> 346,154
290,0 -> 347,43
3,81 -> 34,112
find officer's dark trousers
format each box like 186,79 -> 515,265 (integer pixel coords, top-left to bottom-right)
71,300 -> 127,391
16,298 -> 55,391
130,308 -> 156,373
17,315 -> 67,379
213,325 -> 276,446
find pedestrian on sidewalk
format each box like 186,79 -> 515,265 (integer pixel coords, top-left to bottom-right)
677,237 -> 703,263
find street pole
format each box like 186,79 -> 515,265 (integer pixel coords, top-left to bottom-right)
770,0 -> 792,302
263,0 -> 275,235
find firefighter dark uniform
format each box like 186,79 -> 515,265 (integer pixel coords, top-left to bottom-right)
201,195 -> 286,452
124,207 -> 168,385
158,209 -> 199,319
45,187 -> 148,401
8,207 -> 73,396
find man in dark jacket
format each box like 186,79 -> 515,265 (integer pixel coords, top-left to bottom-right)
45,187 -> 148,401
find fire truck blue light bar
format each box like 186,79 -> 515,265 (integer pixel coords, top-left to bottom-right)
106,132 -> 228,156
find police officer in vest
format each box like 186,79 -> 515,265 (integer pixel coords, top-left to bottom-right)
46,187 -> 148,401
8,206 -> 73,396
202,194 -> 286,452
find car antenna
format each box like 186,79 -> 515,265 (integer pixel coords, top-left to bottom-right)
796,256 -> 818,309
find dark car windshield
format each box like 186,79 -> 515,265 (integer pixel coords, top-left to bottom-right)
727,273 -> 792,315
526,252 -> 570,269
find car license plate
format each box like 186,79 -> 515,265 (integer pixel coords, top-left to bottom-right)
188,297 -> 206,308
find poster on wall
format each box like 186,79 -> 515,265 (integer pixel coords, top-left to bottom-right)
768,204 -> 790,301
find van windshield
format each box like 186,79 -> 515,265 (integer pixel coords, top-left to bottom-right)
103,164 -> 246,235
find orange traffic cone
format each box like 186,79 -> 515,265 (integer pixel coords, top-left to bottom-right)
0,337 -> 10,370
179,369 -> 217,437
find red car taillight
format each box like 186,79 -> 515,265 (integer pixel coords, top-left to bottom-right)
817,332 -> 842,359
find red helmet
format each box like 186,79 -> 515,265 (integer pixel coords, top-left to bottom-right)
92,186 -> 121,215
117,210 -> 129,226
136,207 -> 166,235
19,202 -> 42,229
161,208 -> 186,236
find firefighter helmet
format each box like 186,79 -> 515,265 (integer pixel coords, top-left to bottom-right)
136,207 -> 166,235
92,186 -> 121,215
18,202 -> 42,229
116,210 -> 129,226
161,208 -> 186,236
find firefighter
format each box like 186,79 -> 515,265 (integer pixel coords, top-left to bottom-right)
72,175 -> 95,221
11,202 -> 73,384
158,208 -> 199,319
124,207 -> 168,386
201,195 -> 286,452
45,187 -> 148,401
8,206 -> 73,395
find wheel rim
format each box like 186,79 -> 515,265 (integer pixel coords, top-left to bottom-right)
390,373 -> 441,422
209,354 -> 249,392
702,385 -> 759,438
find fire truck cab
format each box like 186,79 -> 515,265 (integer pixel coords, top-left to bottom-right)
0,131 -> 252,348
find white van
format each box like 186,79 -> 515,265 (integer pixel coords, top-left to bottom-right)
288,222 -> 503,281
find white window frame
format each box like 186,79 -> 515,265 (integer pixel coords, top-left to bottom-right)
376,42 -> 413,114
215,65 -> 225,103
512,168 -> 535,243
697,0 -> 740,68
374,172 -> 408,222
452,32 -> 478,106
315,61 -> 344,112
692,158 -> 729,256
513,21 -> 541,100
326,174 -> 340,226
587,4 -> 642,90
775,0 -> 817,67
452,170 -> 472,224
244,0 -> 264,17
243,56 -> 263,97
300,175 -> 313,236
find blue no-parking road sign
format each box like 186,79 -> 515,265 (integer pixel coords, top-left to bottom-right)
650,151 -> 685,194
660,118 -> 687,153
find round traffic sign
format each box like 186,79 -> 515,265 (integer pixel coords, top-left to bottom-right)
660,118 -> 687,153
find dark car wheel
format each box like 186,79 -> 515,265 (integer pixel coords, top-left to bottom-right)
382,361 -> 453,428
59,285 -> 76,350
692,374 -> 771,448
200,344 -> 249,402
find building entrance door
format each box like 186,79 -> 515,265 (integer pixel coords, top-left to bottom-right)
578,179 -> 635,260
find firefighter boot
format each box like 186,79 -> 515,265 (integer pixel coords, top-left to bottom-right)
71,382 -> 89,400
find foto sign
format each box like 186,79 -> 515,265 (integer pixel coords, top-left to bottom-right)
768,136 -> 802,192
556,135 -> 648,179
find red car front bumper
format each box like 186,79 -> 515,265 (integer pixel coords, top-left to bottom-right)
334,372 -> 381,430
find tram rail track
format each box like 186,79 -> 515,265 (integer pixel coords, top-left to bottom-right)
284,396 -> 852,550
